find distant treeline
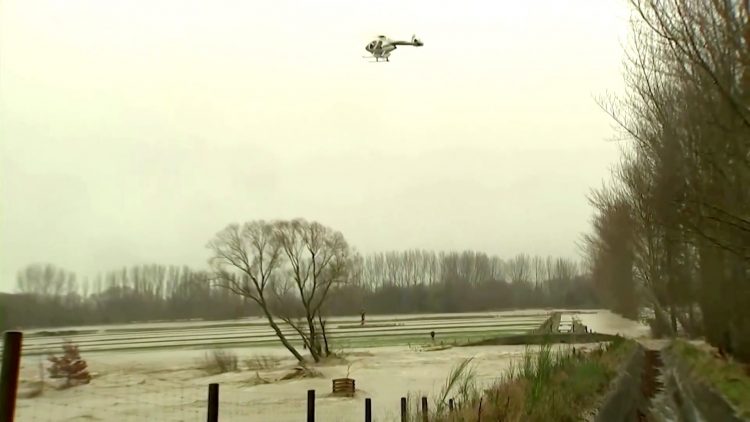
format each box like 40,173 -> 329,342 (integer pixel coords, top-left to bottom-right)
1,251 -> 597,330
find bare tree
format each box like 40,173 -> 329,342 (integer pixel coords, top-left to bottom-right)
271,219 -> 351,362
532,256 -> 547,289
506,254 -> 531,284
587,0 -> 750,355
16,264 -> 74,298
207,221 -> 305,362
583,185 -> 639,319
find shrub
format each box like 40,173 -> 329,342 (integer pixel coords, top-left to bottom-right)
47,341 -> 91,388
202,349 -> 239,374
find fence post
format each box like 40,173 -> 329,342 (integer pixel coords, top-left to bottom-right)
207,383 -> 219,422
365,397 -> 372,422
400,397 -> 407,422
307,389 -> 315,422
0,331 -> 22,422
421,397 -> 428,422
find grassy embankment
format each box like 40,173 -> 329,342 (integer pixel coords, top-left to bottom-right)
407,337 -> 635,422
669,339 -> 750,418
462,312 -> 619,347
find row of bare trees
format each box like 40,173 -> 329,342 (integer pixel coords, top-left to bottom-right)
4,251 -> 592,330
7,264 -> 246,328
584,0 -> 750,360
353,251 -> 580,288
3,220 -> 597,363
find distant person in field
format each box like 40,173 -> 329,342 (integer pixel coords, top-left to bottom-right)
361,310 -> 366,326
430,331 -> 435,342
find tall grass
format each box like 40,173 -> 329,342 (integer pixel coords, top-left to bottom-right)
403,357 -> 479,421
406,339 -> 632,422
523,343 -> 555,406
504,342 -> 578,412
435,357 -> 477,413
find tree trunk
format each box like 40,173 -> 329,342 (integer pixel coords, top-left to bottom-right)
305,316 -> 321,362
688,304 -> 696,335
698,241 -> 727,348
646,289 -> 676,337
318,314 -> 330,356
261,307 -> 305,362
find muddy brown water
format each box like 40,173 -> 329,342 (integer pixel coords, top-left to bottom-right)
637,349 -> 665,421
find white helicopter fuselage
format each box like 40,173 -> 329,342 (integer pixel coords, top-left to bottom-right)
365,35 -> 423,62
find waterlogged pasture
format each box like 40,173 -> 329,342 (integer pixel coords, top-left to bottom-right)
19,310 -> 555,355
14,309 -> 648,421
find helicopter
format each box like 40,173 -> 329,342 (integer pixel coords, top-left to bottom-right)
364,34 -> 423,62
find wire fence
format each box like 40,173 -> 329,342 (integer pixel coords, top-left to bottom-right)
11,350 -> 373,422
9,339 -> 384,421
4,331 -> 483,422
15,380 -> 204,421
12,380 -> 425,421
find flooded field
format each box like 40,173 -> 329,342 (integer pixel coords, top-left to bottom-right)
15,309 -> 649,421
19,310 -> 551,355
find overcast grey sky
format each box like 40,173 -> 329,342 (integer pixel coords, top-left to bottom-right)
0,0 -> 631,292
